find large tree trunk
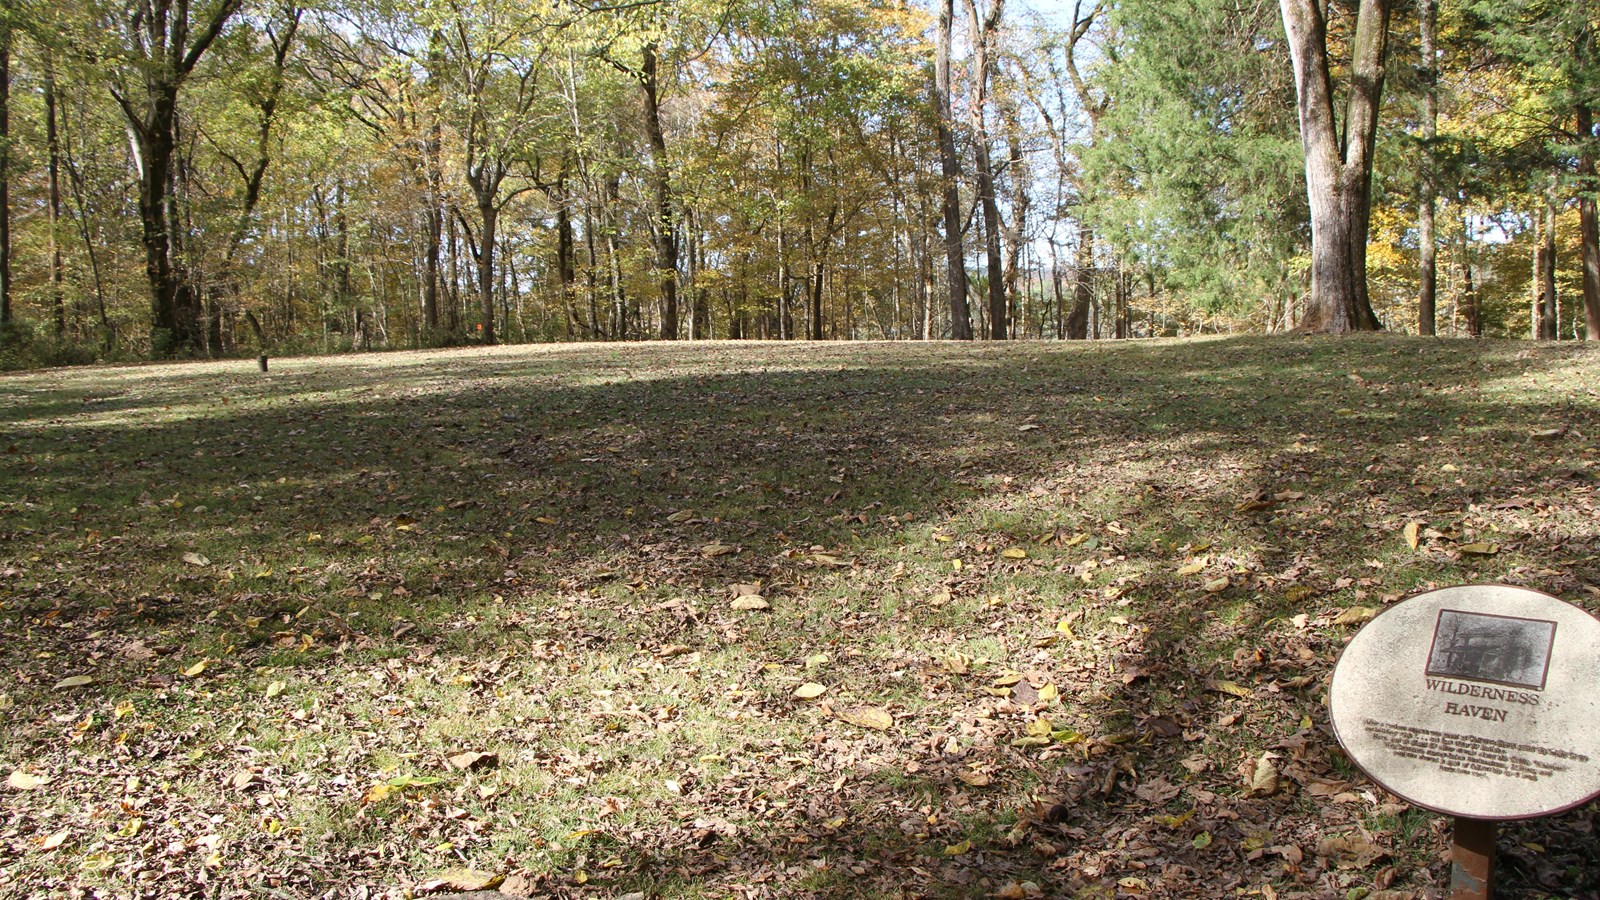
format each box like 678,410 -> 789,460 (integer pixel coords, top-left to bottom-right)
1579,105 -> 1600,341
640,44 -> 679,340
933,0 -> 971,339
1280,0 -> 1389,333
1417,0 -> 1438,336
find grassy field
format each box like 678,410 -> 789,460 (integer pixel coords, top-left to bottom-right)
1,336 -> 1598,900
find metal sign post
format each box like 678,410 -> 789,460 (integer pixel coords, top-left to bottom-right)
1450,817 -> 1495,899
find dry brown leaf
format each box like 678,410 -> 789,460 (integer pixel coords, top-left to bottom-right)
448,751 -> 498,771
1248,754 -> 1280,796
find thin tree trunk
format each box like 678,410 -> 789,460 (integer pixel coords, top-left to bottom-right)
964,0 -> 1007,340
933,0 -> 971,339
1578,105 -> 1600,340
1538,187 -> 1558,340
640,44 -> 679,340
1417,0 -> 1438,335
0,23 -> 12,327
45,56 -> 66,336
1067,230 -> 1092,339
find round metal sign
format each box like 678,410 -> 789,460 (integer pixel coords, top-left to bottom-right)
1329,584 -> 1600,820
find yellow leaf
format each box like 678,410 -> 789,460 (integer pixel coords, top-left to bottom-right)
1207,679 -> 1252,698
667,509 -> 694,523
793,682 -> 828,700
1002,548 -> 1028,560
730,596 -> 770,611
944,839 -> 972,856
183,661 -> 208,678
1403,521 -> 1421,550
1051,729 -> 1086,744
54,675 -> 94,690
701,543 -> 737,558
1192,831 -> 1214,850
117,818 -> 143,838
804,653 -> 830,669
7,771 -> 48,791
436,868 -> 503,892
1154,810 -> 1194,829
1025,717 -> 1054,737
40,830 -> 68,851
535,516 -> 558,525
262,817 -> 282,835
1177,560 -> 1206,577
990,672 -> 1024,687
181,552 -> 211,567
1202,577 -> 1230,593
1037,683 -> 1058,703
265,681 -> 285,698
81,853 -> 115,872
1459,542 -> 1499,556
951,558 -> 963,572
838,706 -> 893,730
1333,606 -> 1376,626
1056,620 -> 1076,638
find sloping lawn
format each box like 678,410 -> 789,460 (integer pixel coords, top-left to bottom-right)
1,335 -> 1597,899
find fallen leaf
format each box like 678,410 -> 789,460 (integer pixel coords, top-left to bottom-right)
1202,576 -> 1230,593
957,769 -> 992,787
838,706 -> 893,730
1192,831 -> 1214,850
182,552 -> 211,567
7,771 -> 49,791
1177,560 -> 1206,577
448,751 -> 498,771
667,509 -> 694,523
54,675 -> 94,690
730,595 -> 770,611
1458,542 -> 1499,556
944,839 -> 972,856
40,830 -> 68,851
804,653 -> 830,669
433,868 -> 504,892
793,682 -> 828,700
183,660 -> 209,677
1333,606 -> 1376,626
1207,679 -> 1252,698
1403,521 -> 1421,550
264,680 -> 285,698
1248,754 -> 1280,796
700,543 -> 737,558
1001,547 -> 1028,560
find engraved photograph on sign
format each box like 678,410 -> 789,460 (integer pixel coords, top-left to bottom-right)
1424,610 -> 1556,690
1329,585 -> 1600,820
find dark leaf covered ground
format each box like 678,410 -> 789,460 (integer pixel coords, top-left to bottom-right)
1,336 -> 1598,900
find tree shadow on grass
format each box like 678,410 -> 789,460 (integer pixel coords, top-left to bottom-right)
0,336 -> 1598,898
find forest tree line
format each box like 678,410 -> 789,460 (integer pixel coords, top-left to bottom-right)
0,0 -> 1594,365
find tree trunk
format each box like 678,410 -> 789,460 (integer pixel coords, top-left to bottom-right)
1417,0 -> 1438,336
640,44 -> 679,340
933,0 -> 971,339
964,0 -> 1007,340
1578,105 -> 1600,340
1538,190 -> 1558,340
1280,0 -> 1389,333
1067,230 -> 1092,339
478,202 -> 498,344
0,24 -> 12,328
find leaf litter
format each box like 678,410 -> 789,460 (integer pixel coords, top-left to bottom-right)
0,337 -> 1597,897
